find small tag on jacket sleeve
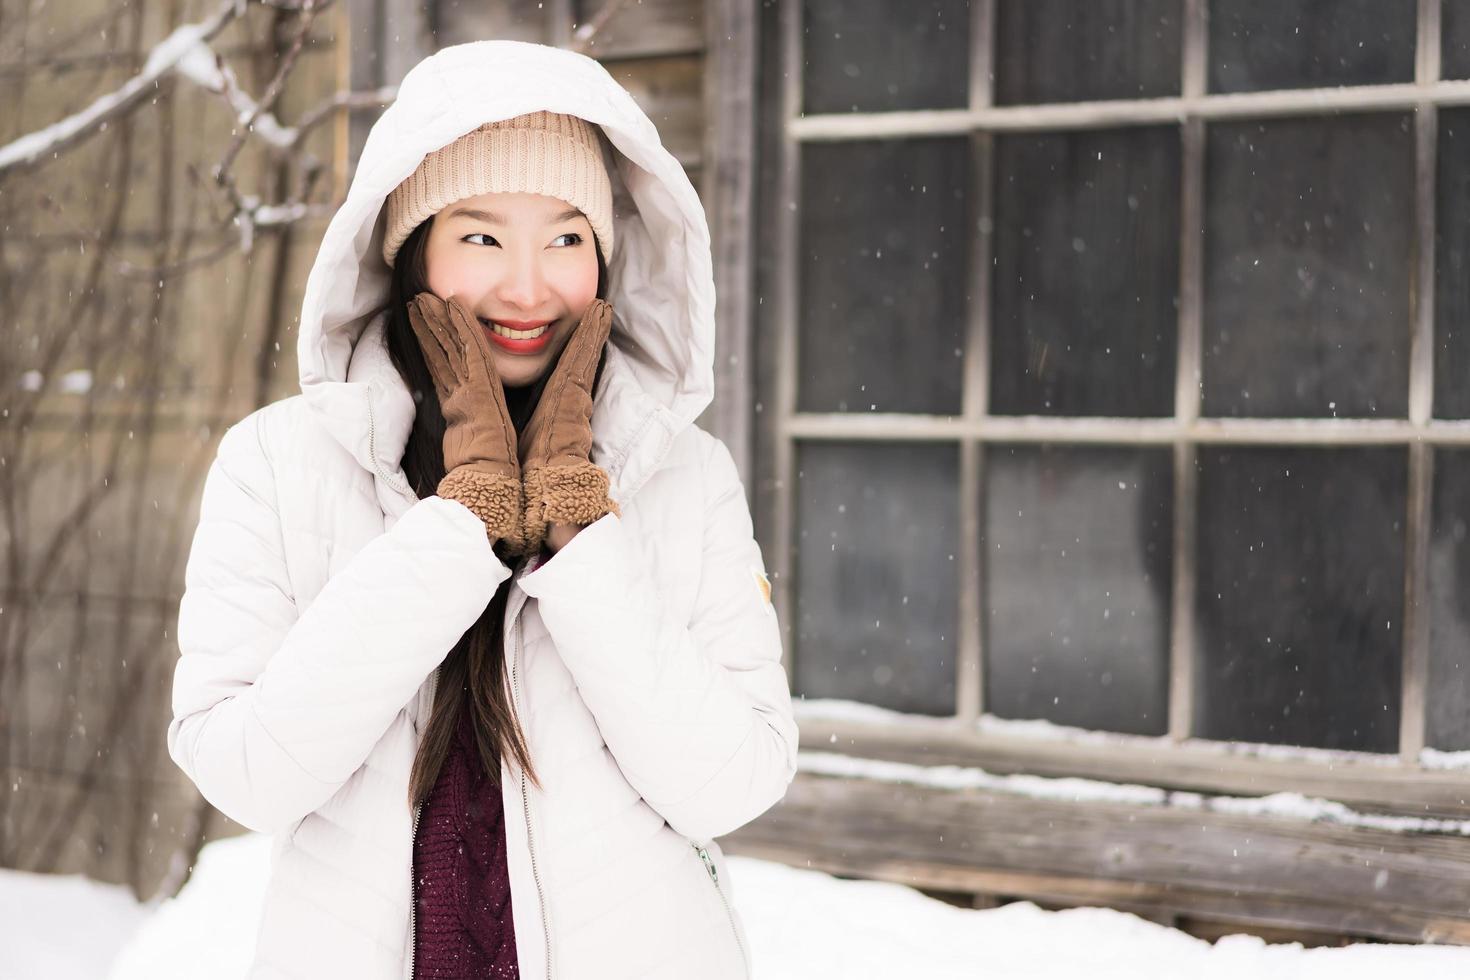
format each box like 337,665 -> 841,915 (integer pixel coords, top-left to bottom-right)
749,565 -> 773,608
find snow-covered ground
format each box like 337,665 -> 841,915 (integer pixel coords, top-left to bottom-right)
5,832 -> 1470,979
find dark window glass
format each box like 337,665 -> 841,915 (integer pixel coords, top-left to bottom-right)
994,0 -> 1181,105
799,138 -> 970,415
794,442 -> 960,715
984,445 -> 1173,734
1208,0 -> 1416,94
1429,449 -> 1470,750
1202,114 -> 1413,419
803,0 -> 969,114
1195,447 -> 1405,752
991,126 -> 1181,417
1436,109 -> 1470,419
1447,0 -> 1470,80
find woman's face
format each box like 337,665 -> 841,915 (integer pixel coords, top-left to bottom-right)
422,191 -> 600,389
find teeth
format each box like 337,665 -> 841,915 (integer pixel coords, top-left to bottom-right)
490,322 -> 549,340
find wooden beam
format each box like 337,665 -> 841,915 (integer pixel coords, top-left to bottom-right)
781,413 -> 1470,446
724,770 -> 1470,945
701,0 -> 755,480
1401,0 -> 1442,763
788,79 -> 1470,140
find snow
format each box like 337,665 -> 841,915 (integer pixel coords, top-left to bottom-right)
4,833 -> 1469,979
735,858 -> 1470,979
1201,790 -> 1470,834
1421,747 -> 1470,770
0,866 -> 147,979
795,696 -> 932,726
59,370 -> 93,394
14,370 -> 104,396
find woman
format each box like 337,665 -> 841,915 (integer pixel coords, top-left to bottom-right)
167,39 -> 797,980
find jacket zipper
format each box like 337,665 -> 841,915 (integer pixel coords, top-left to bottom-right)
694,843 -> 750,977
365,392 -> 412,498
408,664 -> 441,980
509,612 -> 554,979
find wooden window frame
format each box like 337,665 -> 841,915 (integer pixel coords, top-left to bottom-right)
760,0 -> 1470,817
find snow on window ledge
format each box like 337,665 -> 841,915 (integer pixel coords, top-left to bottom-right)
795,698 -> 1403,769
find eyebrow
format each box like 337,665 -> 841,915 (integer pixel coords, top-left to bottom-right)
445,206 -> 584,224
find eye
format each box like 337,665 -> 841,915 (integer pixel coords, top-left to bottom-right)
551,232 -> 583,248
462,233 -> 499,247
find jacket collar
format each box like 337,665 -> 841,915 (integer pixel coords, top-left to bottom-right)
295,40 -> 714,518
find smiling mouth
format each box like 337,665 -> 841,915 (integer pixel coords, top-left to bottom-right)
480,318 -> 552,340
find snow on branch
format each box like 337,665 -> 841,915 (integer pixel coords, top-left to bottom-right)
0,0 -> 372,181
0,0 -> 242,176
174,39 -> 294,150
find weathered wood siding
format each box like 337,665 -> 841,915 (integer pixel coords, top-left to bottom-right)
726,767 -> 1470,945
2,0 -> 339,898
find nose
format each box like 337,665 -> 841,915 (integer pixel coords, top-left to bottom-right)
493,247 -> 549,310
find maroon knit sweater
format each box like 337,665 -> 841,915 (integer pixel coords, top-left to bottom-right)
412,702 -> 519,978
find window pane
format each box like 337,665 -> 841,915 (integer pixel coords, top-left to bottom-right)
1447,0 -> 1470,81
794,442 -> 959,715
1202,115 -> 1413,419
803,0 -> 969,114
1429,449 -> 1470,750
984,445 -> 1173,735
991,127 -> 1181,417
799,138 -> 970,415
1195,447 -> 1405,752
994,0 -> 1181,105
1436,109 -> 1470,419
1208,0 -> 1415,94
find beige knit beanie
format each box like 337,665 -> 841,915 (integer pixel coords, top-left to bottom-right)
381,110 -> 614,268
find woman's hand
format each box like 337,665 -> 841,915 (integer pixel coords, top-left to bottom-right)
406,292 -> 526,551
518,299 -> 619,555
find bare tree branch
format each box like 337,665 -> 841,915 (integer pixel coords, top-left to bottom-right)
568,0 -> 633,54
292,85 -> 397,139
212,0 -> 333,182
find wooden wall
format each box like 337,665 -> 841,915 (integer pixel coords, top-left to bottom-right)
2,0 -> 339,898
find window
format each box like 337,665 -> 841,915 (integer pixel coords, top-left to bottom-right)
754,0 -> 1470,786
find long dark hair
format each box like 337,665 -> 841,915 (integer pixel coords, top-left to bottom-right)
385,216 -> 609,804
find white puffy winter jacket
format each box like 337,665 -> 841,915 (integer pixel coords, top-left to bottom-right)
166,40 -> 798,980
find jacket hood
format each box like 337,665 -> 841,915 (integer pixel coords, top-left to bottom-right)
294,40 -> 715,517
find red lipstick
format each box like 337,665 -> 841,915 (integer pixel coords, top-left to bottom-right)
480,317 -> 556,355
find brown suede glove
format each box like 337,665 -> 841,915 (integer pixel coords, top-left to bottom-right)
518,298 -> 620,555
406,292 -> 525,551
